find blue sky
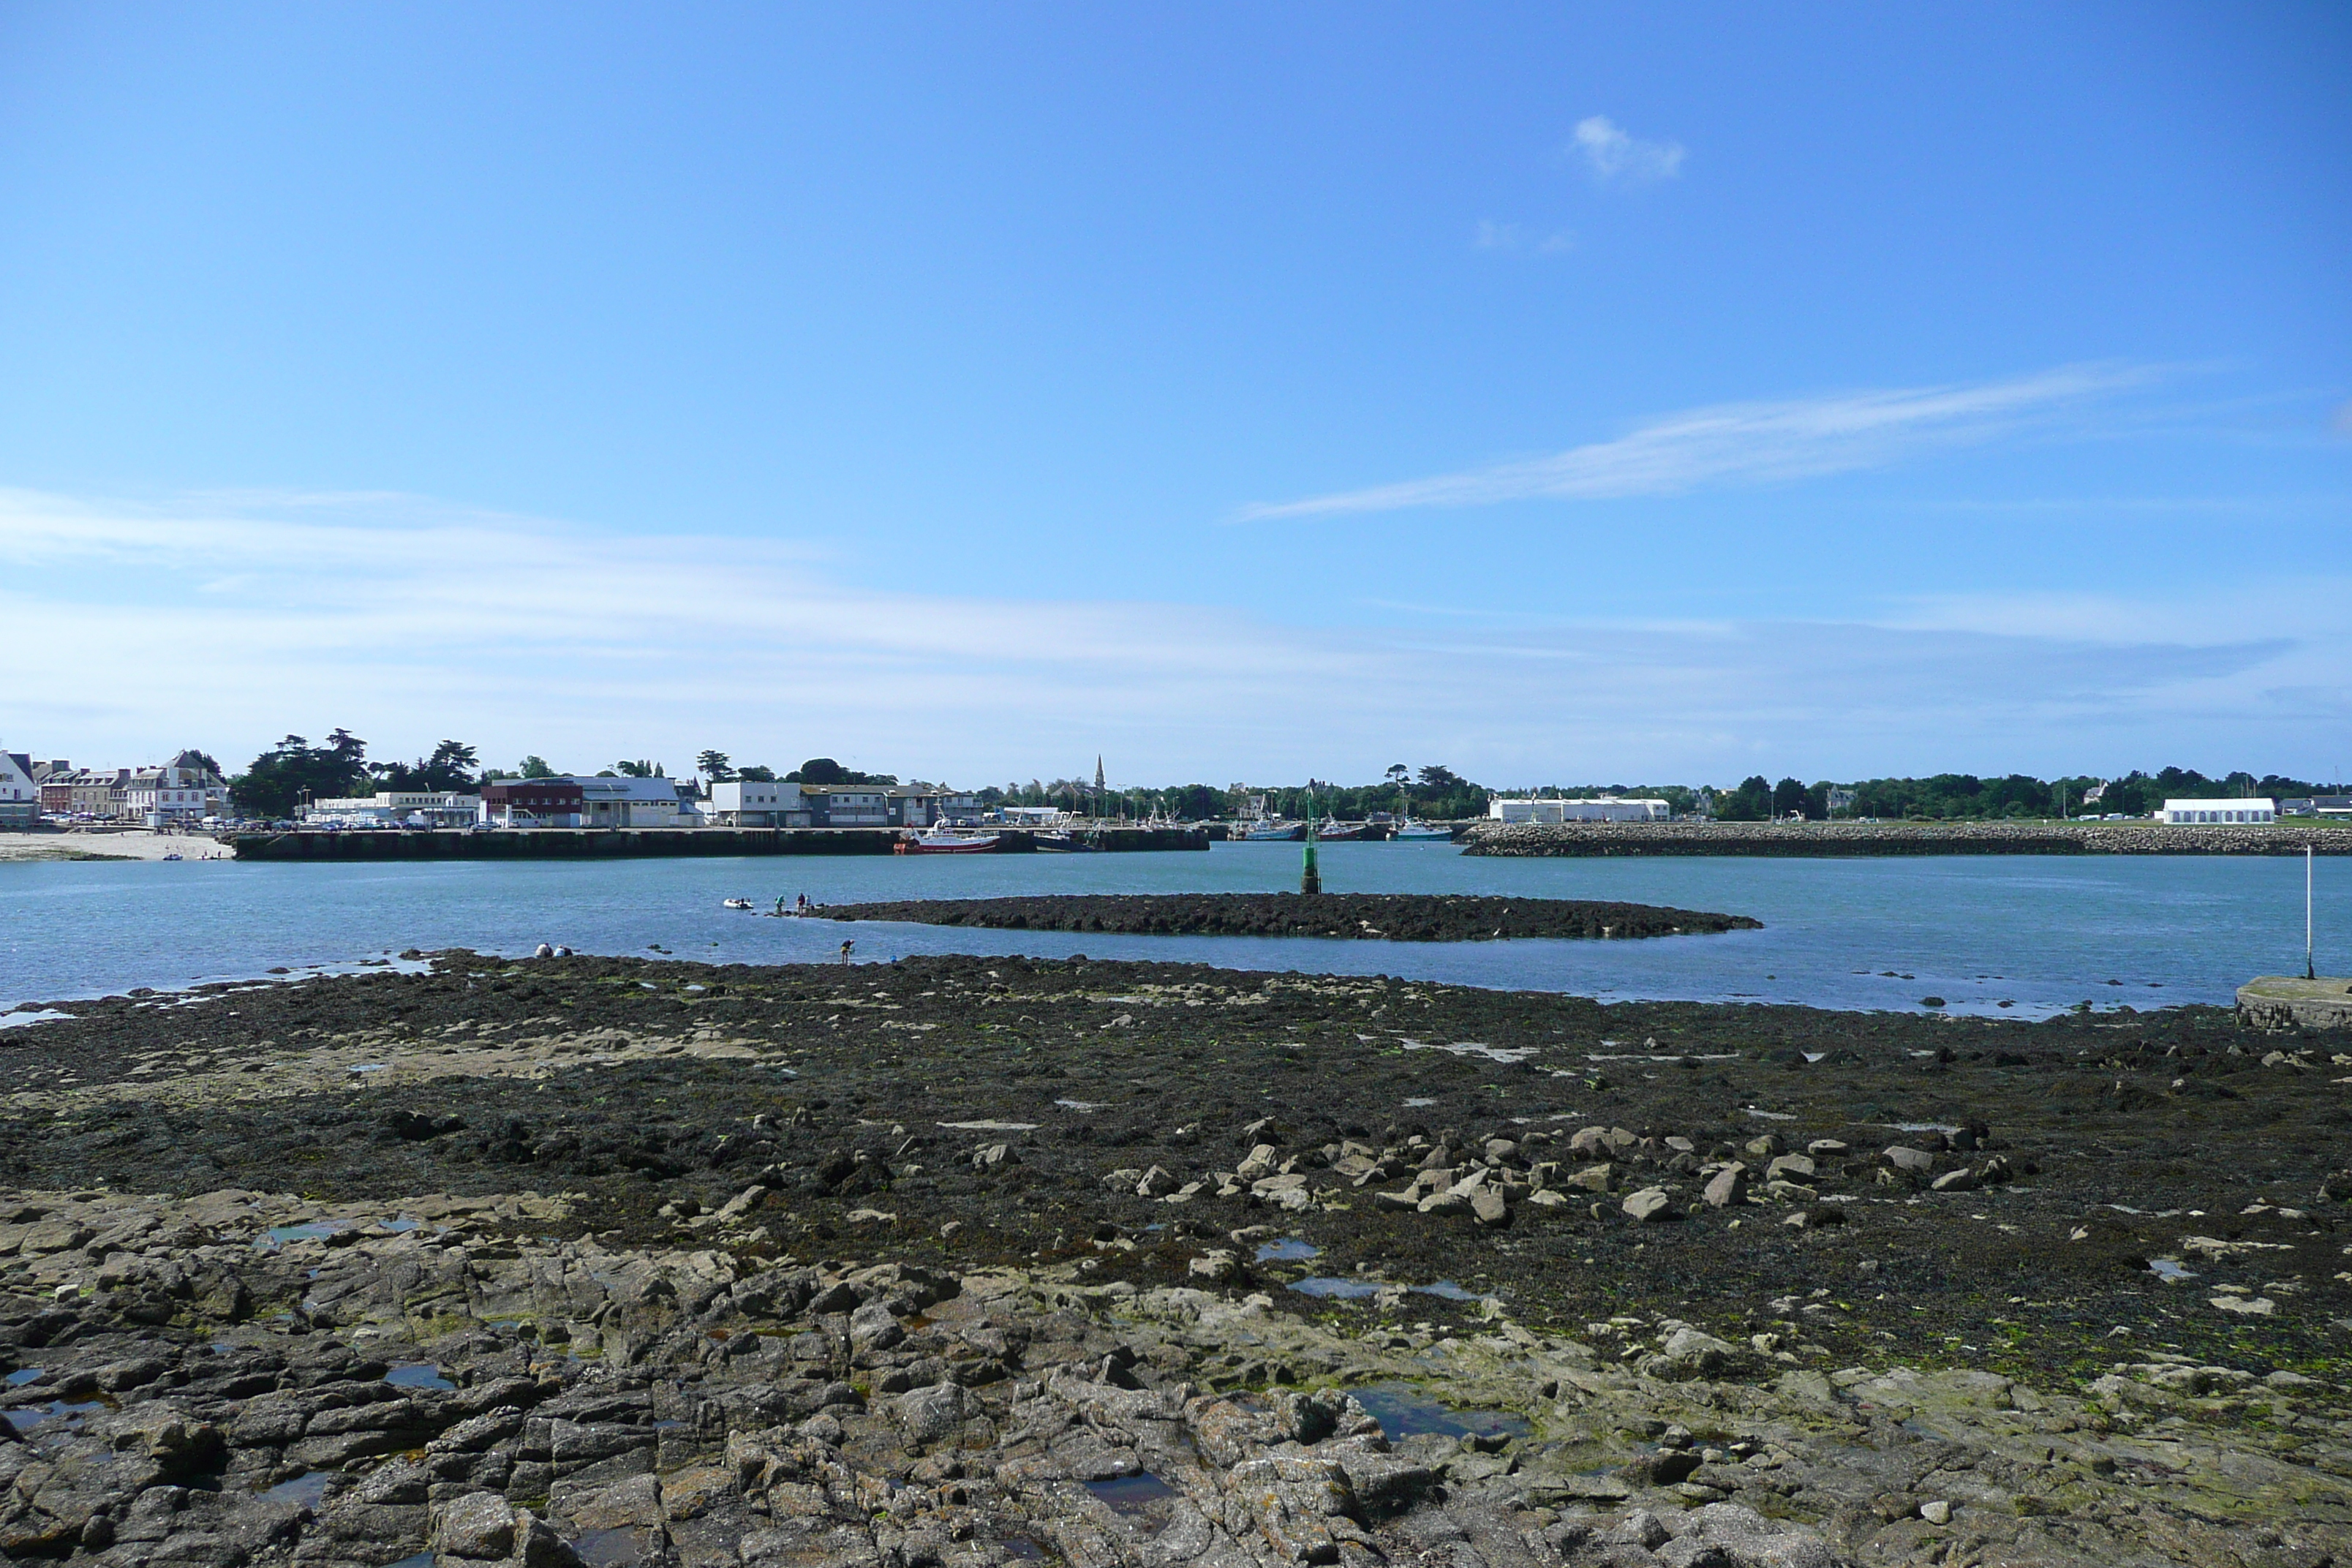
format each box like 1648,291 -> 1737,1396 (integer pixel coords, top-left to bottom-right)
2,4 -> 2347,788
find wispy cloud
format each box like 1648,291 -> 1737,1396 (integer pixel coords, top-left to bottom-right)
1887,580 -> 2352,647
1572,116 -> 1685,183
1238,363 -> 2162,521
1,483 -> 2337,784
0,487 -> 1328,775
1473,221 -> 1574,255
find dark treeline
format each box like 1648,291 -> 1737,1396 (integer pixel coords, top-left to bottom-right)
229,733 -> 493,819
227,734 -> 908,819
984,765 -> 1491,823
1014,765 -> 2346,821
1085,765 -> 2343,823
1706,767 -> 2342,822
221,728 -> 2343,822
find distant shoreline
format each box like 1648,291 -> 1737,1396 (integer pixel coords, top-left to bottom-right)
1463,819 -> 2352,856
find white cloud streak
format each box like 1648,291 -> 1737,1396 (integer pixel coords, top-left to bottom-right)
1474,221 -> 1574,255
1,485 -> 2339,785
1572,116 -> 1685,182
1238,364 -> 2160,522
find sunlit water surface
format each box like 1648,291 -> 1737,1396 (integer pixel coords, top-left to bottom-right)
2,841 -> 2341,1019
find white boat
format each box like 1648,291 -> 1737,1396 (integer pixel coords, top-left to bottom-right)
897,828 -> 1000,855
722,897 -> 756,910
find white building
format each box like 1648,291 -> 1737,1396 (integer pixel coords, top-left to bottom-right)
2159,798 -> 2276,825
708,780 -> 808,827
305,791 -> 483,828
0,751 -> 36,829
121,753 -> 230,826
573,775 -> 692,828
706,780 -> 983,829
1489,796 -> 1671,824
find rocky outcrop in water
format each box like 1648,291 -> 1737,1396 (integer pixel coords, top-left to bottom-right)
810,894 -> 1758,943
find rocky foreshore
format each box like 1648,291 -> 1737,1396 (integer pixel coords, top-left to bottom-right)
6,950 -> 2351,1567
810,894 -> 1760,943
1463,821 -> 2352,856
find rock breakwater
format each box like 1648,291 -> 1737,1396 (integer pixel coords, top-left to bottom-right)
1463,821 -> 2352,856
810,894 -> 1759,943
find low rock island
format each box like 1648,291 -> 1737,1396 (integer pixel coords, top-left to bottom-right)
3,951 -> 2348,1567
809,893 -> 1760,943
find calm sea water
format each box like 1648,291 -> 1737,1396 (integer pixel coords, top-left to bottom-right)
1,842 -> 2340,1019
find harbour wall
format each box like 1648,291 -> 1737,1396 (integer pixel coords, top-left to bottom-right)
2237,976 -> 2352,1032
1463,821 -> 2352,857
227,826 -> 1210,861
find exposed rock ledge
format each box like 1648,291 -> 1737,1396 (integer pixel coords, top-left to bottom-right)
5,1184 -> 2345,1568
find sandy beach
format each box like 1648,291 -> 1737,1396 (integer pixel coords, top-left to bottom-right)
0,829 -> 233,862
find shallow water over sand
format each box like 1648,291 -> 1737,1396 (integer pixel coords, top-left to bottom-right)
1,840 -> 2342,1017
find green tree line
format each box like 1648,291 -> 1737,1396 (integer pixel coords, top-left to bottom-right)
224,728 -> 2343,823
1707,767 -> 2340,822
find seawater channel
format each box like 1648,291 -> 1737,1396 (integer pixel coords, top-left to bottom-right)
2,840 -> 2342,1019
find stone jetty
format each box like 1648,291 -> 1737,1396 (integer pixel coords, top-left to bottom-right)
2238,976 -> 2352,1032
1463,820 -> 2352,857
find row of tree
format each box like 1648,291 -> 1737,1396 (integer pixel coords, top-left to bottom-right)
903,764 -> 1493,823
225,734 -> 907,819
229,732 -> 509,819
693,753 -> 898,788
1705,767 -> 2339,822
222,729 -> 2341,823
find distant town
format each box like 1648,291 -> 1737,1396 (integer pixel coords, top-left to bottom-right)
1,731 -> 2345,837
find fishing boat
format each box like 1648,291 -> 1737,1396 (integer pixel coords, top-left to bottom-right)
1239,821 -> 1303,841
1392,819 -> 1452,840
1312,821 -> 1374,842
895,827 -> 1000,854
1033,832 -> 1102,852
